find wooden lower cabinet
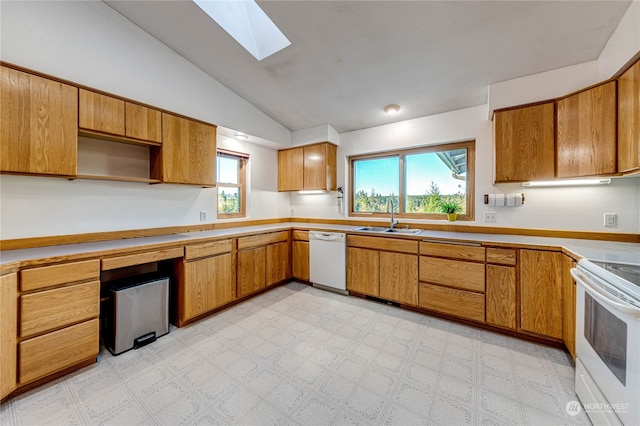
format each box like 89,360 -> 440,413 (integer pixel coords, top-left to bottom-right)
486,265 -> 516,329
19,319 -> 99,385
181,253 -> 234,322
419,283 -> 485,322
237,247 -> 267,298
379,252 -> 418,305
520,249 -> 563,339
562,255 -> 577,358
347,247 -> 380,297
1,272 -> 17,399
347,246 -> 418,306
266,242 -> 290,286
292,240 -> 309,281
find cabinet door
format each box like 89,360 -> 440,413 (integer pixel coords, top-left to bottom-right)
237,247 -> 266,298
520,249 -> 563,339
303,143 -> 336,190
156,114 -> 216,186
347,247 -> 379,296
266,241 -> 290,286
183,253 -> 234,320
557,82 -> 617,177
562,255 -> 577,359
1,273 -> 17,399
292,240 -> 310,281
278,147 -> 304,191
486,265 -> 516,329
618,60 -> 640,173
379,252 -> 418,306
1,66 -> 78,176
125,102 -> 162,143
78,89 -> 125,136
493,102 -> 555,182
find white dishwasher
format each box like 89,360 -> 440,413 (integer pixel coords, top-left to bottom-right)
309,231 -> 347,293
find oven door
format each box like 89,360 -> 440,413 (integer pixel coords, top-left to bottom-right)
573,267 -> 640,425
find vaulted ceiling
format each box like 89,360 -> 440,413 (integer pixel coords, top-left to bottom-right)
105,1 -> 631,133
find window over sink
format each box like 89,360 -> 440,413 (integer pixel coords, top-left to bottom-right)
349,140 -> 475,220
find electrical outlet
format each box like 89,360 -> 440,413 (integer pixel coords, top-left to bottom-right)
199,211 -> 207,222
484,212 -> 497,223
604,213 -> 617,227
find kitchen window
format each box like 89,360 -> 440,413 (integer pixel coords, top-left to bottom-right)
217,149 -> 248,218
349,140 -> 475,220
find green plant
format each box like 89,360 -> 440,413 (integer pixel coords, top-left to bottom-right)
439,200 -> 460,214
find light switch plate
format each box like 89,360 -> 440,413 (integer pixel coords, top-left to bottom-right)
200,211 -> 207,221
604,213 -> 616,227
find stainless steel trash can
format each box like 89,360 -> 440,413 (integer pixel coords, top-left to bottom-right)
102,275 -> 169,355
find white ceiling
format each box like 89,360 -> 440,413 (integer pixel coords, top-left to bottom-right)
104,0 -> 631,134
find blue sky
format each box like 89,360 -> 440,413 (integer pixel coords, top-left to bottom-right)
354,153 -> 465,196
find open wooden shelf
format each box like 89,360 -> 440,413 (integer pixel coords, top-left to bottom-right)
75,174 -> 161,184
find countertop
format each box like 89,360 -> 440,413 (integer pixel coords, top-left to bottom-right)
1,222 -> 639,268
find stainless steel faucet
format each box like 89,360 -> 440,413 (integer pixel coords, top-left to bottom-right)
388,198 -> 398,229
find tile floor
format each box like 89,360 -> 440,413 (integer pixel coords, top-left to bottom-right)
1,282 -> 590,425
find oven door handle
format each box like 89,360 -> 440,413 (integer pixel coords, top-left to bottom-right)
571,268 -> 640,318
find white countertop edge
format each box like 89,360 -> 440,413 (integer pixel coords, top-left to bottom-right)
1,222 -> 638,266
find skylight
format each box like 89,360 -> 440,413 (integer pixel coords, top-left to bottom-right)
193,0 -> 290,61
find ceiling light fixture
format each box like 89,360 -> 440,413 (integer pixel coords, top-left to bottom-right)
234,132 -> 248,140
522,179 -> 611,187
193,0 -> 290,61
384,104 -> 400,114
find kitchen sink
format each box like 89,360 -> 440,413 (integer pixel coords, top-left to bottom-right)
385,228 -> 423,235
354,226 -> 422,235
354,226 -> 390,232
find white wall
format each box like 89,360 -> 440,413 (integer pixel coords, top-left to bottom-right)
0,1 -> 289,239
598,0 -> 640,80
295,104 -> 640,234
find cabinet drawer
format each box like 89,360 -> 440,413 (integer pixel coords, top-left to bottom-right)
347,235 -> 419,254
185,240 -> 232,260
238,231 -> 289,250
420,257 -> 485,292
20,281 -> 100,338
19,319 -> 99,385
486,248 -> 516,266
419,283 -> 485,323
101,247 -> 184,270
79,89 -> 125,135
20,259 -> 100,292
420,241 -> 485,261
292,230 -> 309,241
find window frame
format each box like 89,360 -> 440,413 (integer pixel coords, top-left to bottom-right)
349,140 -> 475,221
216,149 -> 248,219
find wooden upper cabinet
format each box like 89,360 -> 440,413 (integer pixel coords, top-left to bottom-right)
79,89 -> 162,144
125,102 -> 162,143
493,102 -> 555,182
278,142 -> 337,191
557,81 -> 617,177
79,89 -> 125,136
618,59 -> 640,174
1,66 -> 78,177
152,113 -> 216,186
520,249 -> 563,339
303,143 -> 337,190
278,147 -> 304,191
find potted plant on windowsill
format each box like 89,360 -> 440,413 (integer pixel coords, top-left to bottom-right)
439,201 -> 460,222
